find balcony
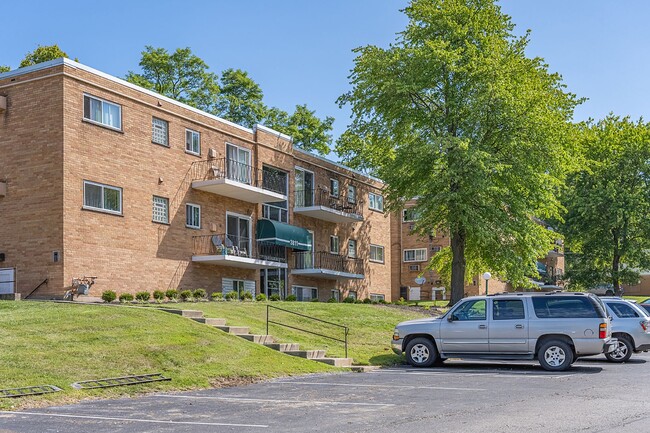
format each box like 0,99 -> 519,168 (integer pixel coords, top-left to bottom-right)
291,251 -> 364,280
293,189 -> 363,223
192,234 -> 287,269
191,158 -> 287,203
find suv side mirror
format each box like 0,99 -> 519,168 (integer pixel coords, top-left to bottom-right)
447,314 -> 456,322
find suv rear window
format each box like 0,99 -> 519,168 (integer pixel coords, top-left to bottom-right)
532,296 -> 600,319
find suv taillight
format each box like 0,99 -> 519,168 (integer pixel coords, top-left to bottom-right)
599,323 -> 607,339
641,321 -> 650,333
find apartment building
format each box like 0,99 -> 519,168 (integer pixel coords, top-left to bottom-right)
0,59 -> 392,302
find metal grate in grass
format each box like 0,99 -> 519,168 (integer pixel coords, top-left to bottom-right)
71,373 -> 171,390
0,385 -> 62,398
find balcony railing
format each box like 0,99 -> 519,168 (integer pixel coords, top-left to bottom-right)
295,188 -> 363,216
193,234 -> 287,263
191,158 -> 287,195
294,251 -> 364,276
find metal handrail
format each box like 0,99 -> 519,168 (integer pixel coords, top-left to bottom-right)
190,158 -> 287,195
192,234 -> 287,263
266,304 -> 349,358
295,188 -> 363,216
24,278 -> 48,300
294,251 -> 364,275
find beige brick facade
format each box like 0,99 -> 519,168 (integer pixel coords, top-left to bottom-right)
0,59 -> 393,302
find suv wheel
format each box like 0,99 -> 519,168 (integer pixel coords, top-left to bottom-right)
538,340 -> 574,371
405,337 -> 438,368
605,337 -> 633,363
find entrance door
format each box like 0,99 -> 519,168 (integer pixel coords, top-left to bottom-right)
261,268 -> 287,298
439,299 -> 489,354
227,143 -> 251,184
226,213 -> 251,256
295,168 -> 314,207
0,268 -> 14,295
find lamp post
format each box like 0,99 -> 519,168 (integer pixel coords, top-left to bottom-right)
483,272 -> 492,295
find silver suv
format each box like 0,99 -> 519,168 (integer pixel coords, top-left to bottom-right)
392,292 -> 616,371
601,297 -> 650,362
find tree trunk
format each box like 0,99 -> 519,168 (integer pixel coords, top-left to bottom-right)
449,227 -> 466,306
612,253 -> 621,296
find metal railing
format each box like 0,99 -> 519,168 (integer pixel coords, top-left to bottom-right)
294,251 -> 364,276
193,234 -> 287,263
191,158 -> 287,195
24,278 -> 48,300
266,304 -> 349,358
295,188 -> 363,216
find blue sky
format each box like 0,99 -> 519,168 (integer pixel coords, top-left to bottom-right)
4,1 -> 650,147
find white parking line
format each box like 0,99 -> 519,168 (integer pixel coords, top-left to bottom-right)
273,381 -> 485,391
158,394 -> 395,407
2,411 -> 268,428
374,369 -> 567,379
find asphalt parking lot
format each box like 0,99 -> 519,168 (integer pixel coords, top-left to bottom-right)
1,353 -> 649,433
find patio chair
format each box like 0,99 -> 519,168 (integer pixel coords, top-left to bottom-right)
211,235 -> 226,255
224,237 -> 237,255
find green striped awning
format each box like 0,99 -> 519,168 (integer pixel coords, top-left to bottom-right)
256,219 -> 312,251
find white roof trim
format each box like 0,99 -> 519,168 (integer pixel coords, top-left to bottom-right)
253,123 -> 293,142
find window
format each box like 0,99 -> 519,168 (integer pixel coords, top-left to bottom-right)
431,246 -> 442,253
403,248 -> 427,262
370,244 -> 385,263
532,297 -> 600,319
185,129 -> 200,155
348,291 -> 357,300
330,236 -> 340,254
185,203 -> 201,229
295,167 -> 314,207
403,208 -> 420,222
330,179 -> 340,198
347,185 -> 357,204
83,94 -> 122,130
83,181 -> 122,214
292,285 -> 318,302
263,166 -> 288,223
152,117 -> 169,146
408,264 -> 420,272
370,293 -> 385,302
451,300 -> 486,321
493,300 -> 525,320
227,213 -> 251,256
348,239 -> 357,258
152,196 -> 169,224
608,302 -> 642,318
368,193 -> 384,212
330,290 -> 340,302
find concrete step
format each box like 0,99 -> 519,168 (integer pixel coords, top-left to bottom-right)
160,309 -> 204,319
215,325 -> 250,335
284,350 -> 327,359
239,334 -> 275,344
264,343 -> 300,352
74,295 -> 103,303
314,358 -> 353,368
192,317 -> 227,326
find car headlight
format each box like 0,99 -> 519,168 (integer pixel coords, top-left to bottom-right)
393,329 -> 400,340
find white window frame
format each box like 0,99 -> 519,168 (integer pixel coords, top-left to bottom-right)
403,248 -> 427,262
185,128 -> 201,156
408,264 -> 421,271
347,185 -> 357,204
330,178 -> 340,198
185,203 -> 201,229
292,285 -> 318,302
370,244 -> 385,263
348,239 -> 357,259
295,166 -> 315,207
83,180 -> 122,215
368,192 -> 384,212
330,235 -> 340,254
83,94 -> 122,130
152,196 -> 169,224
226,211 -> 252,256
330,289 -> 340,302
348,291 -> 357,300
370,293 -> 385,302
152,117 -> 169,146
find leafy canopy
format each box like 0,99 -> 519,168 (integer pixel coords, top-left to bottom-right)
126,46 -> 333,154
337,0 -> 580,302
562,115 -> 650,292
19,44 -> 73,68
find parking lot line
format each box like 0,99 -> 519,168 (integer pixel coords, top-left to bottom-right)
373,369 -> 567,379
273,381 -> 486,391
157,394 -> 395,407
1,411 -> 269,428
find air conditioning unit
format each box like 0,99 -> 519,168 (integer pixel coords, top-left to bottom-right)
208,148 -> 217,159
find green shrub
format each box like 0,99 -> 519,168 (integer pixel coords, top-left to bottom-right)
354,299 -> 363,304
101,290 -> 116,303
211,292 -> 223,301
118,293 -> 134,303
255,293 -> 267,302
269,294 -> 281,301
241,291 -> 253,301
310,297 -> 320,302
225,291 -> 238,301
285,295 -> 297,302
393,297 -> 408,306
165,289 -> 179,302
152,290 -> 165,302
135,291 -> 150,302
343,296 -> 355,304
193,288 -> 207,300
179,290 -> 193,302
363,298 -> 372,304
327,297 -> 338,303
378,299 -> 388,304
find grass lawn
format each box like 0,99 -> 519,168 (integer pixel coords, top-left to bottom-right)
0,301 -> 338,410
148,302 -> 428,366
624,296 -> 650,303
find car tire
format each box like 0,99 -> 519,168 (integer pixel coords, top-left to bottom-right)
405,337 -> 438,368
605,336 -> 633,363
538,340 -> 574,371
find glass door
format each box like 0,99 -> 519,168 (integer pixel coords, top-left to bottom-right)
227,143 -> 251,184
295,168 -> 314,207
226,214 -> 251,256
261,268 -> 287,299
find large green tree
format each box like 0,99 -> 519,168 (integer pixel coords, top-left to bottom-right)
215,68 -> 266,128
562,116 -> 650,294
0,65 -> 10,73
337,0 -> 580,304
19,44 -> 72,68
